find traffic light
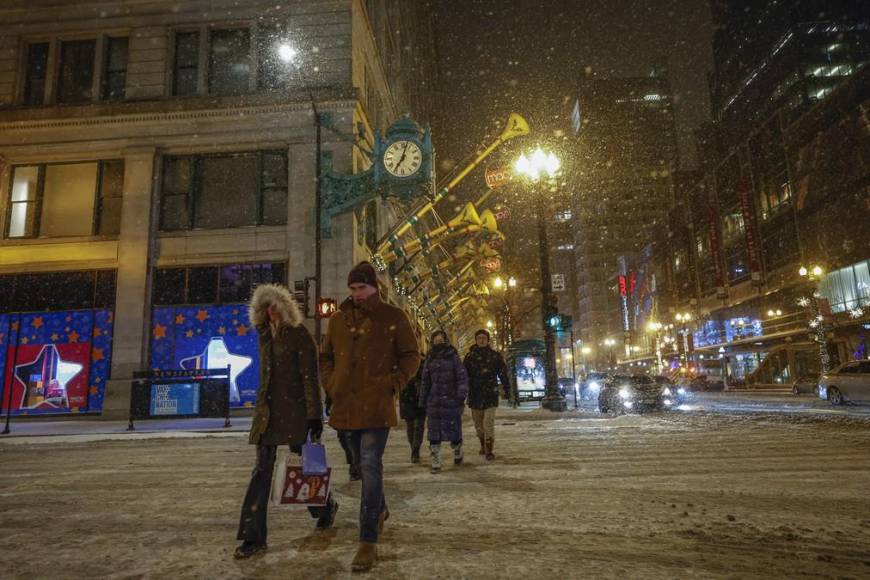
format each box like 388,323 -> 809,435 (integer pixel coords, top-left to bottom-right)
316,297 -> 337,318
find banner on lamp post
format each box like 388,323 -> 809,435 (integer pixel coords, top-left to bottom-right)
737,178 -> 763,286
707,204 -> 727,299
485,167 -> 513,189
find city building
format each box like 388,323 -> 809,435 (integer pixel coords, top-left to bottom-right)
0,0 -> 439,417
659,1 -> 870,385
568,74 -> 679,368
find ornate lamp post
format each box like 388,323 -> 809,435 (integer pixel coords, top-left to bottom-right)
798,264 -> 831,373
514,148 -> 566,412
674,312 -> 693,369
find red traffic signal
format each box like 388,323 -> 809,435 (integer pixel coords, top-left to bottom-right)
316,298 -> 337,318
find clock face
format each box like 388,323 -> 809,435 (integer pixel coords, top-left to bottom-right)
383,140 -> 423,178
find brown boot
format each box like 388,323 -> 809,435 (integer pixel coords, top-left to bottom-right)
351,541 -> 377,572
485,439 -> 495,461
478,434 -> 486,455
377,508 -> 390,535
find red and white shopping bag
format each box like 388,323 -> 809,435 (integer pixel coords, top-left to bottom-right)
270,449 -> 332,507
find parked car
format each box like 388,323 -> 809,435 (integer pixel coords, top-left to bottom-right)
791,373 -> 820,395
599,374 -> 666,414
580,372 -> 609,401
818,361 -> 870,405
653,375 -> 690,406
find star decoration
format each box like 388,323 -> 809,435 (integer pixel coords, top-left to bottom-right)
12,321 -> 19,331
92,348 -> 104,362
21,337 -> 29,345
32,317 -> 44,329
218,326 -> 226,335
68,330 -> 80,343
180,337 -> 252,403
175,314 -> 186,325
153,324 -> 167,339
13,344 -> 83,409
92,328 -> 101,338
196,310 -> 209,323
51,333 -> 60,342
236,324 -> 249,336
186,330 -> 194,338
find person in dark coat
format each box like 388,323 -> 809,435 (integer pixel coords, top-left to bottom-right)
399,355 -> 427,463
464,329 -> 511,461
234,284 -> 336,560
420,331 -> 468,473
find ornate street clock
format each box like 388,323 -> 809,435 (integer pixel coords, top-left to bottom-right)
320,115 -> 435,236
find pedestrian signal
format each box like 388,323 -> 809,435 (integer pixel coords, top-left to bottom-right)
317,298 -> 337,318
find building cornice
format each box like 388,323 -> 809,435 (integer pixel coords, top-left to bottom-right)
0,95 -> 359,133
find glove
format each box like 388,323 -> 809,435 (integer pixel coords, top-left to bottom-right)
306,418 -> 323,441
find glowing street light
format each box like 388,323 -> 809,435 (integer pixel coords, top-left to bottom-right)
508,276 -> 517,288
277,43 -> 298,63
493,276 -> 504,289
514,147 -> 561,181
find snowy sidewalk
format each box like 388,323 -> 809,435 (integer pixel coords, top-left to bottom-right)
1,407 -> 869,579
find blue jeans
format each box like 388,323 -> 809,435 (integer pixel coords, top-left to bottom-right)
349,428 -> 390,542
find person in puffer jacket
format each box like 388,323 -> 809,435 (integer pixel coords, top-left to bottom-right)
420,331 -> 468,473
463,329 -> 511,461
399,356 -> 427,464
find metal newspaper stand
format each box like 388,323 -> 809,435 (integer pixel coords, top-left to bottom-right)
128,367 -> 232,430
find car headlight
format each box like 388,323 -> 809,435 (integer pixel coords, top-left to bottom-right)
664,399 -> 673,406
662,387 -> 672,396
619,387 -> 632,400
588,381 -> 601,391
677,387 -> 686,395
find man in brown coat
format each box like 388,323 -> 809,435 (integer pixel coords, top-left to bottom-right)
321,261 -> 421,572
234,284 -> 336,559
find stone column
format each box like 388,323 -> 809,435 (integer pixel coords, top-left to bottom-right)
102,146 -> 158,418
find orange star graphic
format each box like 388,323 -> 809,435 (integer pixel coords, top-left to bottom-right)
217,326 -> 226,335
175,314 -> 186,325
68,330 -> 80,343
51,333 -> 60,342
32,317 -> 44,329
196,310 -> 209,323
236,324 -> 249,336
92,327 -> 101,338
153,324 -> 167,339
92,348 -> 104,361
11,321 -> 19,331
186,330 -> 194,338
89,386 -> 99,395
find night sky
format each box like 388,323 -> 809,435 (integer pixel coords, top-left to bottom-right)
433,0 -> 715,169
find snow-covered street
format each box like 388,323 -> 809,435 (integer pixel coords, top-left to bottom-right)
2,406 -> 869,579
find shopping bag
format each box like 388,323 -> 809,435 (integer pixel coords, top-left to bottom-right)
271,446 -> 332,507
302,441 -> 328,476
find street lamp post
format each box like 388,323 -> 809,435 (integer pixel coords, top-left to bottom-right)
798,264 -> 831,373
279,42 -> 325,346
647,321 -> 663,374
515,148 -> 566,412
675,312 -> 692,370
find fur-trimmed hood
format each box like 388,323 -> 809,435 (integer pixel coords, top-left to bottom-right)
248,284 -> 304,328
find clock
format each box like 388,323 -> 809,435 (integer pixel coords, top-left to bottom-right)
383,140 -> 423,178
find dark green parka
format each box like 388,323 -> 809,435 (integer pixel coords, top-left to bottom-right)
247,284 -> 322,446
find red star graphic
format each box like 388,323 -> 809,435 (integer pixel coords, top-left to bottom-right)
236,324 -> 249,336
186,330 -> 194,338
92,348 -> 104,361
32,317 -> 44,329
175,314 -> 186,325
153,324 -> 167,339
196,310 -> 209,323
89,386 -> 99,395
68,330 -> 80,343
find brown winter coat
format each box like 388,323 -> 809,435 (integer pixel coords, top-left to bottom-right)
321,293 -> 421,430
247,284 -> 322,446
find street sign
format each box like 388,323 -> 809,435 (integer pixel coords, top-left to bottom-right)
485,167 -> 513,189
551,273 -> 565,292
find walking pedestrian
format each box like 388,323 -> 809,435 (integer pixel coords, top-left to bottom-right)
464,329 -> 510,461
321,261 -> 421,572
326,396 -> 361,480
234,284 -> 337,560
400,356 -> 427,463
420,331 -> 468,474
